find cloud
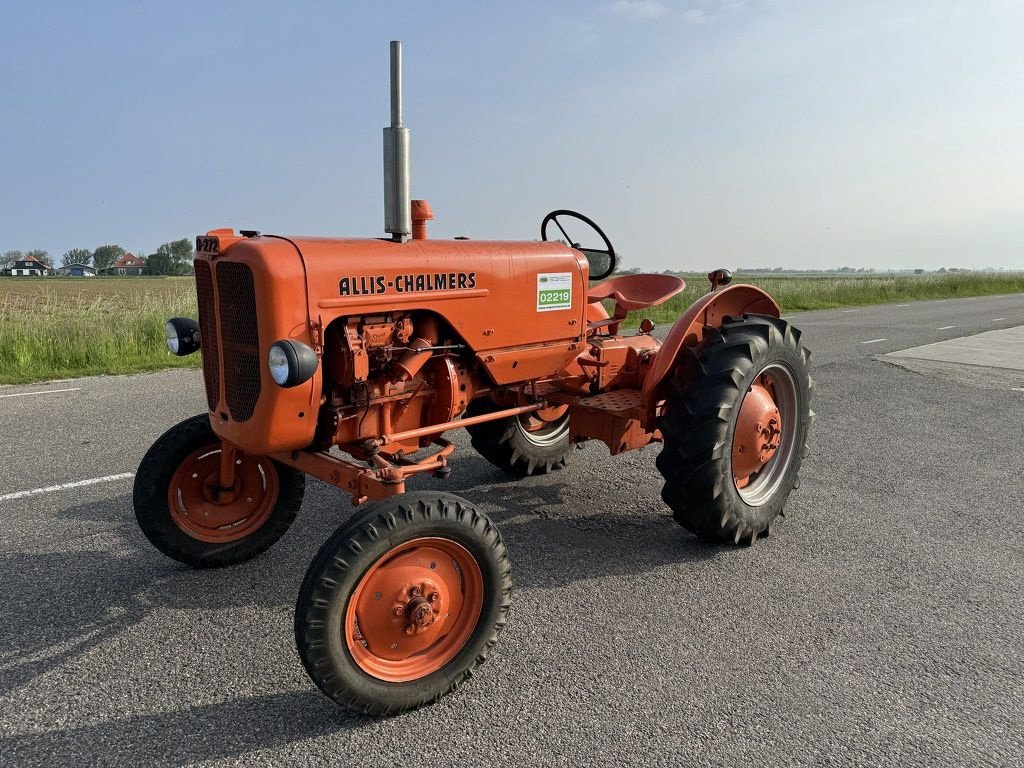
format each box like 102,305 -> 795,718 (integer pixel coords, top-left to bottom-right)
610,0 -> 669,19
609,1 -> 746,23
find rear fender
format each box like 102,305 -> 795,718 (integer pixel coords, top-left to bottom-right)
640,284 -> 780,427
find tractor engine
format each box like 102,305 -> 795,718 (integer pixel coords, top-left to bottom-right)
316,313 -> 478,457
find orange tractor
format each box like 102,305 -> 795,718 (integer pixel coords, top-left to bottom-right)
135,42 -> 813,715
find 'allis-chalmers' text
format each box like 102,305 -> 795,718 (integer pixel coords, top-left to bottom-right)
338,272 -> 477,297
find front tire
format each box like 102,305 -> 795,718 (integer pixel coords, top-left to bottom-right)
133,414 -> 305,568
295,492 -> 511,715
656,315 -> 814,544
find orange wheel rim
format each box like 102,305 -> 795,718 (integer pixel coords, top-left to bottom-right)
732,373 -> 783,490
167,445 -> 279,543
344,537 -> 484,683
731,363 -> 799,505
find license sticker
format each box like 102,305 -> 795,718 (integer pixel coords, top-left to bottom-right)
537,272 -> 573,312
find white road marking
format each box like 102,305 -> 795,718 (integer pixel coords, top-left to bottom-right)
0,473 -> 134,502
937,325 -> 957,330
936,300 -> 947,303
993,318 -> 1006,321
861,338 -> 888,344
0,387 -> 81,400
897,304 -> 910,307
842,309 -> 860,313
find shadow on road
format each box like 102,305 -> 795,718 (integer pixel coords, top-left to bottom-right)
0,690 -> 367,766
0,493 -> 306,697
2,469 -> 725,763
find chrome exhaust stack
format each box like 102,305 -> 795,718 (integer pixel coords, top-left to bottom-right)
383,40 -> 411,242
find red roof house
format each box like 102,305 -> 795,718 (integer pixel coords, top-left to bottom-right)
102,253 -> 148,276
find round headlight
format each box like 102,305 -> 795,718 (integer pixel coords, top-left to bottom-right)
268,344 -> 291,386
268,339 -> 319,388
165,321 -> 180,354
166,317 -> 201,356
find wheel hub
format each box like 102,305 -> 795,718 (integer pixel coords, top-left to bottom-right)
392,581 -> 444,636
733,381 -> 783,489
167,445 -> 278,542
200,472 -> 242,505
345,538 -> 484,682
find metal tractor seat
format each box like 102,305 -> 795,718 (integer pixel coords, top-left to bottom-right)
587,273 -> 686,331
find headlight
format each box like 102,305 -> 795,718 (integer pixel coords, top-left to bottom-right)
166,318 -> 201,356
268,339 -> 318,388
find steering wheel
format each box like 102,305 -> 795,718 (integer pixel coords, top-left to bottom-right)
540,209 -> 617,281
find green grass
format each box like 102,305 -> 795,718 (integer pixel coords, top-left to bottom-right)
1,272 -> 1022,385
633,272 -> 1024,324
0,278 -> 200,385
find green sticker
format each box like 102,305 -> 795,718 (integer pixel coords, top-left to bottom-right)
537,272 -> 572,311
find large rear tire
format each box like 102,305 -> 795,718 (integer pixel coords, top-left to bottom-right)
295,492 -> 511,715
656,315 -> 814,544
133,414 -> 305,568
464,398 -> 571,476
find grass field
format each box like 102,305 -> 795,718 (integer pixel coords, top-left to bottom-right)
0,277 -> 199,384
1,272 -> 1023,385
636,271 -> 1024,323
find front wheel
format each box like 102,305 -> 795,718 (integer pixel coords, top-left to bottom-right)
656,315 -> 814,544
294,492 -> 511,715
133,414 -> 305,567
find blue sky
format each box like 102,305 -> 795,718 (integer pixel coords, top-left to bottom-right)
2,0 -> 1022,270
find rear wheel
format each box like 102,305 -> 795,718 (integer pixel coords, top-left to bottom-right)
295,492 -> 511,715
133,414 -> 304,567
464,398 -> 571,476
656,315 -> 814,544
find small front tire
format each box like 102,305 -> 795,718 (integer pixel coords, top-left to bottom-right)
294,492 -> 511,715
133,414 -> 305,568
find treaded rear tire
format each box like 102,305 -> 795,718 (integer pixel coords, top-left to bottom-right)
294,492 -> 511,715
464,398 -> 571,476
656,315 -> 814,544
133,414 -> 305,568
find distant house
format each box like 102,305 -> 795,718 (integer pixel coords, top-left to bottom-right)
6,255 -> 52,276
56,263 -> 97,277
100,253 -> 148,276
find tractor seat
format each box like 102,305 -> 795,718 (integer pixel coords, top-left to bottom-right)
587,273 -> 687,312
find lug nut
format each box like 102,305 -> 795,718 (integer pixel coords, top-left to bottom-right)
428,592 -> 439,603
393,606 -> 404,616
410,586 -> 421,597
405,626 -> 415,635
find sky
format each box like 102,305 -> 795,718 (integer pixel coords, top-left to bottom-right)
2,0 -> 1023,271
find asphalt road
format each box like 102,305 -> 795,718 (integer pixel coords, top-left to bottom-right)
1,294 -> 1022,767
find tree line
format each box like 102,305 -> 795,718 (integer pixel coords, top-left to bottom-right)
1,239 -> 195,275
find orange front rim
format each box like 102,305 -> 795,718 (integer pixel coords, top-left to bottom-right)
344,537 -> 484,683
167,445 -> 279,543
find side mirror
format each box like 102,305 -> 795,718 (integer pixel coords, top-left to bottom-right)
707,268 -> 733,291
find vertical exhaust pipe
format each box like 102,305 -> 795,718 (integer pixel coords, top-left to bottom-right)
383,40 -> 411,241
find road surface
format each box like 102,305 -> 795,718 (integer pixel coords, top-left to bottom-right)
1,294 -> 1022,767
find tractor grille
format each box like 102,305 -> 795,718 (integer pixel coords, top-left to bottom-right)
194,260 -> 220,411
215,262 -> 261,422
